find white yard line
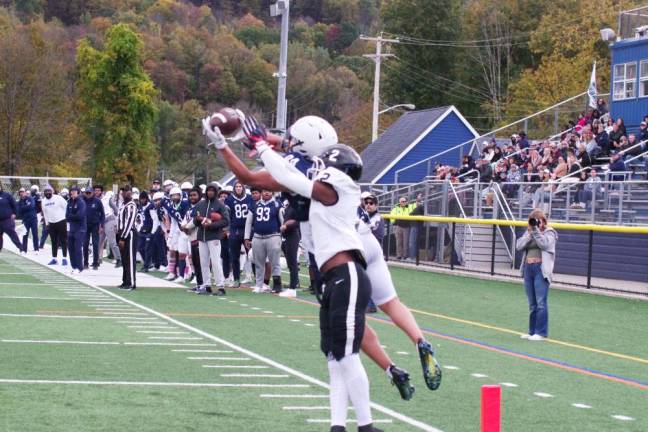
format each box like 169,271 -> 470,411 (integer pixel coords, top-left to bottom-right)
101,312 -> 148,316
260,394 -> 328,398
171,350 -> 223,353
572,403 -> 591,409
1,339 -> 215,347
0,379 -> 309,389
147,336 -> 203,340
307,419 -> 393,424
283,406 -> 329,410
136,331 -> 188,334
203,365 -> 269,369
6,251 -> 444,432
533,392 -> 554,398
0,313 -> 154,320
220,374 -> 289,378
611,415 -> 634,421
0,296 -> 76,301
128,326 -> 175,329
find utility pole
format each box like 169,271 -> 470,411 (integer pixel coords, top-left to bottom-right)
271,0 -> 290,130
361,33 -> 399,142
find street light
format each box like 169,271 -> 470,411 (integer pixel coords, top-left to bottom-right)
378,104 -> 416,115
373,104 -> 415,141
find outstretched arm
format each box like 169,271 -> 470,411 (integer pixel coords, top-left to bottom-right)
218,145 -> 285,191
257,144 -> 337,206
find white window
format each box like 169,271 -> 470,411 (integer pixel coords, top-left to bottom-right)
613,62 -> 637,100
640,60 -> 648,97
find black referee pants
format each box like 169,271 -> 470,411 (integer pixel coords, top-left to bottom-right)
120,232 -> 138,287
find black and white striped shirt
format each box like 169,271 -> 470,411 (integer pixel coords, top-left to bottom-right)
118,200 -> 138,239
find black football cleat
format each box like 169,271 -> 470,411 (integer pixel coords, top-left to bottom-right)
389,364 -> 415,401
358,424 -> 384,432
330,426 -> 346,432
418,339 -> 442,391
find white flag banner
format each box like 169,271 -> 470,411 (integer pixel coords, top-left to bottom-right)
587,61 -> 597,109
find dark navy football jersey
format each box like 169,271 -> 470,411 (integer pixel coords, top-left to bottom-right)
251,199 -> 283,235
282,152 -> 315,222
224,193 -> 254,230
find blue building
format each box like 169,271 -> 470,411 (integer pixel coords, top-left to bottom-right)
609,35 -> 648,130
359,106 -> 479,184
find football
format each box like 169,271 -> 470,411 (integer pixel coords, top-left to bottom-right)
209,212 -> 222,222
209,107 -> 242,136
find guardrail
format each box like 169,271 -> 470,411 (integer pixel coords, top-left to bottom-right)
380,214 -> 648,294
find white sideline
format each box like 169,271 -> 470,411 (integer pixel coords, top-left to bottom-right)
0,379 -> 309,389
1,339 -> 215,347
307,419 -> 393,424
5,251 -> 444,432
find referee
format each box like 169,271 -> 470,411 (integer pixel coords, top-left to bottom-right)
117,185 -> 138,290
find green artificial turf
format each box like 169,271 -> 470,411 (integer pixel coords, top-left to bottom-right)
0,253 -> 646,432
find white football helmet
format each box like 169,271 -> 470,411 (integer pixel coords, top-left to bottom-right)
180,181 -> 193,190
169,187 -> 181,196
286,116 -> 338,159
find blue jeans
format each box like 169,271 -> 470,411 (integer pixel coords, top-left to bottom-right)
523,263 -> 549,337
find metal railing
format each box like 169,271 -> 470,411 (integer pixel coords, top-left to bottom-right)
393,91 -> 594,182
448,181 -> 474,265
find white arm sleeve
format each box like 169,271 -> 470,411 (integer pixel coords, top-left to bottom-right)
258,144 -> 314,198
244,212 -> 253,239
150,209 -> 160,233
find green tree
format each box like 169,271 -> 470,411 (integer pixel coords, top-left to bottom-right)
382,0 -> 462,110
76,23 -> 158,185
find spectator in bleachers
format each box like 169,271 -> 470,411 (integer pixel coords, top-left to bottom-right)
595,123 -> 609,156
608,122 -> 623,148
608,153 -> 626,181
553,156 -> 568,178
518,131 -> 529,149
389,196 -> 413,260
516,208 -> 557,341
616,118 -> 627,137
596,98 -> 608,116
458,155 -> 475,178
17,187 -> 38,253
640,122 -> 648,143
577,143 -> 592,169
502,164 -> 521,198
577,169 -> 604,208
476,159 -> 493,183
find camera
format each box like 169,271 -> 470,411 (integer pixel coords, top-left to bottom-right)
528,218 -> 540,227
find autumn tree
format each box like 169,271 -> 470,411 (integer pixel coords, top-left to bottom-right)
76,23 -> 158,185
0,19 -> 73,175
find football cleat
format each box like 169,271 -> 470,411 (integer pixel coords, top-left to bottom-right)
389,364 -> 415,401
417,339 -> 442,391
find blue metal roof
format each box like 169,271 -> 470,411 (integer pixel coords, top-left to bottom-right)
359,106 -> 451,183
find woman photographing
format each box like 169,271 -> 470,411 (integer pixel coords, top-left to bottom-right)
515,209 -> 558,341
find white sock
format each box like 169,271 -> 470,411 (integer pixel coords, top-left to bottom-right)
339,354 -> 372,426
328,357 -> 349,427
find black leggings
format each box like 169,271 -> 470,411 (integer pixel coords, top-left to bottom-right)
49,220 -> 67,258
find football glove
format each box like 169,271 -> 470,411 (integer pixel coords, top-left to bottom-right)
201,115 -> 227,150
241,115 -> 268,151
